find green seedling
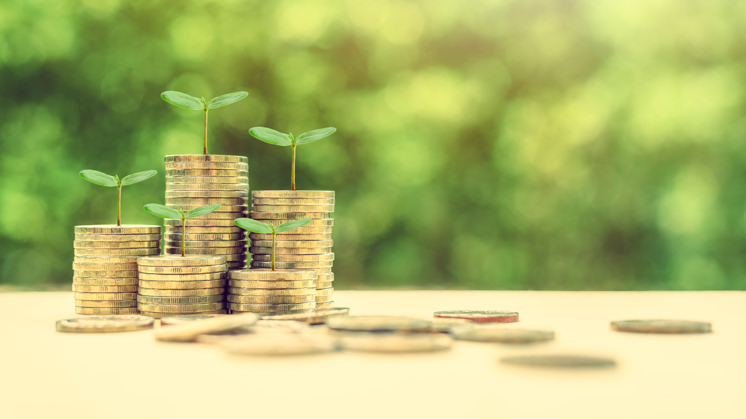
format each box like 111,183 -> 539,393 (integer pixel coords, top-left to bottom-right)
248,126 -> 336,190
161,90 -> 248,155
234,218 -> 312,270
143,203 -> 222,256
80,169 -> 157,226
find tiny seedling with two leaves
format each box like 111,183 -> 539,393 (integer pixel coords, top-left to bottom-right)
80,169 -> 158,226
234,218 -> 312,270
162,90 -> 248,154
248,126 -> 336,190
143,204 -> 222,257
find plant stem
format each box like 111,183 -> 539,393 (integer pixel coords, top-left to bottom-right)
291,145 -> 296,191
271,231 -> 276,271
117,184 -> 122,226
203,109 -> 209,155
181,216 -> 186,257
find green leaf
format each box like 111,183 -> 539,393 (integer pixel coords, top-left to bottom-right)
208,91 -> 248,110
79,170 -> 118,187
120,170 -> 157,186
185,204 -> 222,219
234,218 -> 274,234
276,218 -> 312,233
143,203 -> 183,220
161,91 -> 204,110
248,127 -> 293,147
296,127 -> 336,145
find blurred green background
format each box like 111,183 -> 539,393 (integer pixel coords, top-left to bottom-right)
2,0 -> 745,290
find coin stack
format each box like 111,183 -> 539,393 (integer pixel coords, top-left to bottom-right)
137,255 -> 228,318
73,225 -> 161,315
163,155 -> 249,270
227,269 -> 317,314
248,190 -> 335,308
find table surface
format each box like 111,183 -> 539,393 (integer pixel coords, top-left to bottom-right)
0,291 -> 744,419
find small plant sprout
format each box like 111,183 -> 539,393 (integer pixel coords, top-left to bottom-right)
234,218 -> 312,270
143,203 -> 222,256
80,169 -> 157,226
161,90 -> 248,155
248,126 -> 336,190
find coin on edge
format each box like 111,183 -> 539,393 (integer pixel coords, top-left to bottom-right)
56,315 -> 154,333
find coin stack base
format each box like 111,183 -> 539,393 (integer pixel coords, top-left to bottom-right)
73,225 -> 161,315
249,190 -> 335,307
164,155 -> 249,271
137,255 -> 228,318
228,269 -> 317,314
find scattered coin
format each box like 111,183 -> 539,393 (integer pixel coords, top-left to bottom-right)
499,354 -> 617,369
155,313 -> 259,342
452,325 -> 555,343
340,333 -> 452,353
327,316 -> 432,333
610,319 -> 713,334
56,315 -> 154,333
434,310 -> 519,323
261,307 -> 350,324
160,314 -> 227,326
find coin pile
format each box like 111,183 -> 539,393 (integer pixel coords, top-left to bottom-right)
248,190 -> 335,308
137,255 -> 228,318
227,269 -> 317,314
73,225 -> 161,315
164,155 -> 249,270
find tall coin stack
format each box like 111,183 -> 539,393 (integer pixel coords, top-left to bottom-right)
227,269 -> 317,314
73,225 -> 161,315
163,155 -> 249,270
137,255 -> 228,318
248,190 -> 335,309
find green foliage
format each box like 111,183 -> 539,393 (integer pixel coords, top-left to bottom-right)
80,169 -> 157,225
296,127 -> 337,145
248,127 -> 293,147
185,204 -> 222,219
143,203 -> 183,220
121,170 -> 158,186
276,218 -> 312,233
234,218 -> 274,234
79,170 -> 118,187
160,91 -> 204,110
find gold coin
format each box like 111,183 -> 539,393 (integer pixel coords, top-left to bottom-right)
316,280 -> 334,289
251,198 -> 334,206
228,279 -> 316,289
165,227 -> 244,235
73,277 -> 139,286
250,219 -> 334,228
72,284 -> 138,293
139,279 -> 226,289
249,240 -> 333,248
156,313 -> 258,342
74,292 -> 138,300
74,233 -> 161,242
250,261 -> 333,270
169,211 -> 246,221
164,240 -> 246,248
227,294 -> 316,304
166,184 -> 248,193
315,288 -> 334,297
139,310 -> 227,319
315,301 -> 335,309
138,302 -> 225,313
229,269 -> 316,281
227,302 -> 316,313
166,169 -> 248,177
74,248 -> 160,256
250,247 -> 333,256
137,264 -> 226,274
72,262 -> 138,271
73,299 -> 139,308
75,307 -> 140,315
249,212 -> 333,220
260,307 -> 349,324
73,270 -> 139,278
138,272 -> 225,281
166,198 -> 247,206
249,233 -> 332,241
164,246 -> 244,255
227,262 -> 246,270
228,287 -> 316,296
56,315 -> 154,332
317,272 -> 335,280
251,205 -> 334,213
252,190 -> 334,199
138,287 -> 224,297
74,225 -> 161,234
250,252 -> 334,261
73,240 -> 160,249
165,161 -> 248,170
137,255 -> 227,267
165,154 -> 247,163
137,295 -> 225,305
167,204 -> 248,213
315,294 -> 334,303
164,233 -> 245,241
166,191 -> 247,199
167,175 -> 248,183
74,255 -> 141,263
164,219 -> 238,227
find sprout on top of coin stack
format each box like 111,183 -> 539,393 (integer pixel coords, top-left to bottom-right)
73,169 -> 160,315
228,217 -> 318,315
247,126 -> 337,309
137,203 -> 228,318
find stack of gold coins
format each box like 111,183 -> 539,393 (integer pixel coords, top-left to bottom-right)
248,190 -> 335,308
227,269 -> 317,314
163,155 -> 249,270
73,225 -> 161,315
136,255 -> 228,318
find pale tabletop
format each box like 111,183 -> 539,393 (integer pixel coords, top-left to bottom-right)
0,291 -> 744,419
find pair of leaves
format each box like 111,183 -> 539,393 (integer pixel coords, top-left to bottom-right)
234,218 -> 311,234
80,170 -> 157,188
248,127 -> 336,147
161,91 -> 248,111
144,203 -> 222,220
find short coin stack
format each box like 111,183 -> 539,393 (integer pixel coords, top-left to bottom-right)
227,269 -> 317,314
137,255 -> 228,318
249,190 -> 335,308
73,225 -> 161,315
164,155 -> 249,270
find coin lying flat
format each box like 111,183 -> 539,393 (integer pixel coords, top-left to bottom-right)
72,262 -> 139,271
228,279 -> 317,289
250,253 -> 334,262
229,269 -> 316,281
138,272 -> 225,281
74,240 -> 161,249
75,248 -> 160,256
74,233 -> 161,242
227,294 -> 316,304
340,333 -> 452,353
74,225 -> 162,234
74,269 -> 139,278
434,310 -> 519,323
56,315 -> 154,333
327,316 -> 432,333
252,198 -> 334,206
252,190 -> 334,199
155,313 -> 259,342
73,278 -> 139,286
165,246 -> 244,255
251,205 -> 335,213
229,287 -> 316,296
165,154 -> 248,163
138,287 -> 224,297
610,319 -> 712,334
140,310 -> 227,319
165,233 -> 245,241
166,169 -> 248,177
72,300 -> 138,308
137,295 -> 225,305
138,303 -> 226,314
219,333 -> 337,356
227,302 -> 316,313
164,161 -> 248,169
74,292 -> 138,300
500,354 -> 617,369
72,284 -> 138,293
249,233 -> 332,241
137,264 -> 227,274
138,279 -> 226,290
250,262 -> 333,271
261,307 -> 350,324
166,198 -> 247,206
75,307 -> 140,315
452,325 -> 555,343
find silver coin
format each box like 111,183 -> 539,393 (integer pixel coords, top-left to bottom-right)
340,333 -> 452,353
327,315 -> 432,333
